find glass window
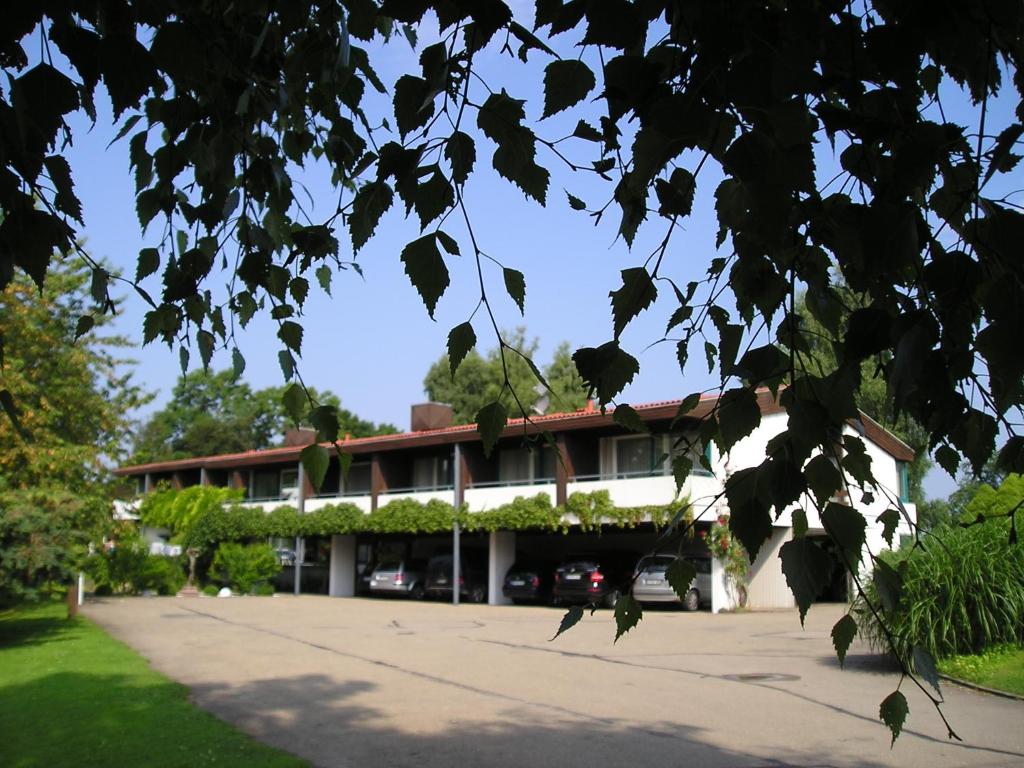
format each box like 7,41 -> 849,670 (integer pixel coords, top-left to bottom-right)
536,445 -> 557,480
668,434 -> 713,477
499,448 -> 532,483
413,456 -> 437,488
898,462 -> 911,502
280,468 -> 299,494
616,436 -> 654,477
252,469 -> 280,499
344,463 -> 371,494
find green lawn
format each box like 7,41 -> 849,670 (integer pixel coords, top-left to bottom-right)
937,644 -> 1024,697
0,601 -> 307,768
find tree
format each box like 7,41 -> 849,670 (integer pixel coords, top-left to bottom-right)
3,2 -> 1024,738
423,330 -> 588,423
131,369 -> 396,463
0,261 -> 146,600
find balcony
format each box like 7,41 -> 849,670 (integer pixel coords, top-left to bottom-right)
567,470 -> 721,508
465,479 -> 557,509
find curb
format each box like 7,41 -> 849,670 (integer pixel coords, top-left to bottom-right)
938,673 -> 1024,702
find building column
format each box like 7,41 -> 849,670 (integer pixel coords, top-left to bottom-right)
710,556 -> 732,614
200,467 -> 210,486
144,472 -> 153,494
329,534 -> 356,597
487,530 -> 516,606
555,433 -> 573,506
370,453 -> 385,511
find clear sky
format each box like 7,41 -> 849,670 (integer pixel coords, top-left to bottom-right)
43,9 -> 1021,500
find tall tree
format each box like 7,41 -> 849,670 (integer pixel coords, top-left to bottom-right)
0,261 -> 147,600
423,330 -> 588,424
131,370 -> 396,463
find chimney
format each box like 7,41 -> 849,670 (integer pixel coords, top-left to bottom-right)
283,427 -> 317,446
411,402 -> 454,432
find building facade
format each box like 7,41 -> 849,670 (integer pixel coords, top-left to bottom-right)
115,390 -> 916,612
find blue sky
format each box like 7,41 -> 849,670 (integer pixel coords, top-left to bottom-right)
45,12 -> 1021,500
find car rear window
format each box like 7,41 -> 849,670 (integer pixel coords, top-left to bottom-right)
637,555 -> 674,570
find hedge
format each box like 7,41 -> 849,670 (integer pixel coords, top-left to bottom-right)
175,490 -> 693,549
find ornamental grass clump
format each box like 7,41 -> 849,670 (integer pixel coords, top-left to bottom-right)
855,518 -> 1024,662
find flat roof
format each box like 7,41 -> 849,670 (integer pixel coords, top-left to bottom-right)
115,389 -> 913,475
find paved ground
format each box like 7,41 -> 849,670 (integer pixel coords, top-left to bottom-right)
84,596 -> 1024,768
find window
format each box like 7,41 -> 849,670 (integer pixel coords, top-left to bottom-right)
343,463 -> 371,495
498,446 -> 556,484
411,455 -> 452,490
616,436 -> 657,477
499,448 -> 532,483
280,468 -> 299,497
668,434 -> 714,477
252,469 -> 280,499
897,461 -> 911,503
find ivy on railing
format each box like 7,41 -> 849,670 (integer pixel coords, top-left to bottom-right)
162,488 -> 695,548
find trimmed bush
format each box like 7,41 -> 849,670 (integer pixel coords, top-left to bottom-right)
86,534 -> 186,595
210,543 -> 281,594
855,518 -> 1024,661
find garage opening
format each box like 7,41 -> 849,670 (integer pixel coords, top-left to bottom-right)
807,534 -> 849,602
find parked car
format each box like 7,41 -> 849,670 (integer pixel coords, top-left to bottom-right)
424,553 -> 487,603
368,558 -> 426,599
502,559 -> 556,604
552,552 -> 639,608
631,554 -> 712,611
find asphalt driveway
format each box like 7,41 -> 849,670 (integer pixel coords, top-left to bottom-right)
83,597 -> 1024,768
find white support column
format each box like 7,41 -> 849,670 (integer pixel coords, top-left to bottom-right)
329,535 -> 356,597
488,530 -> 516,605
710,556 -> 732,614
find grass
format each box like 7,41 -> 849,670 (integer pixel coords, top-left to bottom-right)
937,644 -> 1024,697
0,600 -> 307,768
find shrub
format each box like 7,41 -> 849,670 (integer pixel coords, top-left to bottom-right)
210,543 -> 281,594
854,518 -> 1024,662
201,584 -> 219,597
86,534 -> 186,595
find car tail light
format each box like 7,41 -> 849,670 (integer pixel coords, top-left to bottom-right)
555,573 -> 561,583
590,571 -> 604,582
531,576 -> 540,587
393,574 -> 403,585
459,577 -> 465,585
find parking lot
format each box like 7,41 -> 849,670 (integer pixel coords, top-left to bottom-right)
84,596 -> 1024,768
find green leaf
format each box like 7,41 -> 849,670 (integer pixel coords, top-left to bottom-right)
231,347 -> 246,378
877,509 -> 900,548
610,268 -> 657,338
572,341 -> 640,407
654,168 -> 696,217
550,605 -> 584,640
393,74 -> 435,137
44,155 -> 82,222
566,191 -> 587,210
873,559 -> 903,613
350,181 -> 394,252
665,558 -> 697,602
831,614 -> 857,668
821,502 -> 866,567
612,404 -> 647,433
289,277 -> 309,307
74,315 -> 94,341
996,436 -> 1024,475
780,537 -> 834,625
278,350 -> 295,381
436,230 -> 460,256
447,322 -> 476,378
278,321 -> 304,354
136,248 -> 160,282
503,268 -> 526,315
792,508 -> 808,538
196,329 -> 215,370
716,388 -> 761,451
912,646 -> 941,696
401,234 -> 450,319
613,593 -> 642,643
476,400 -> 508,457
301,444 -> 330,492
542,59 -> 596,118
841,436 -> 873,485
90,268 -> 108,303
445,131 -> 475,186
934,445 -> 960,477
879,691 -> 908,746
671,454 -> 693,493
316,265 -> 332,296
310,405 -> 340,442
572,120 -> 602,142
804,455 -> 842,504
282,383 -> 306,423
413,170 -> 454,229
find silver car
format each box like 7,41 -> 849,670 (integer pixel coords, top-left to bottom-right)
368,558 -> 426,599
631,555 -> 712,611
